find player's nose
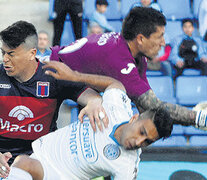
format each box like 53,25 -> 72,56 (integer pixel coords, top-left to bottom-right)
135,137 -> 146,147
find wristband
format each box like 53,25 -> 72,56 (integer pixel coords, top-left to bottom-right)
196,110 -> 207,127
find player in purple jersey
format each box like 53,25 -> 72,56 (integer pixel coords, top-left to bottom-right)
0,21 -> 107,179
50,7 -> 207,133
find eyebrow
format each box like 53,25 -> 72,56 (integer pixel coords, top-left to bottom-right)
1,49 -> 15,55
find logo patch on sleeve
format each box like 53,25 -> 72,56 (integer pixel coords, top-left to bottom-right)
36,82 -> 49,97
103,144 -> 121,160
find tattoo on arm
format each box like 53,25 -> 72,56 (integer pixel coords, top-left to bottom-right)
134,90 -> 196,126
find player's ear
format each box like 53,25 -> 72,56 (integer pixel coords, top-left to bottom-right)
136,34 -> 144,45
129,114 -> 139,123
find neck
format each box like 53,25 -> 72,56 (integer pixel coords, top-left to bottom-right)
127,40 -> 139,58
15,60 -> 38,83
113,123 -> 127,145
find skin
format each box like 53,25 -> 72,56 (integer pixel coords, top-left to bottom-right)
127,25 -> 197,126
37,32 -> 50,54
114,114 -> 159,150
0,43 -> 107,178
1,43 -> 38,83
96,4 -> 107,14
141,0 -> 152,7
10,112 -> 159,180
128,26 -> 165,58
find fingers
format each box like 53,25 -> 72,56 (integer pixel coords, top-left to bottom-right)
42,61 -> 59,70
78,109 -> 85,123
45,70 -> 58,79
100,111 -> 109,128
0,153 -> 11,178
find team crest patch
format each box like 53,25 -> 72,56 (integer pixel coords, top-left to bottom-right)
103,144 -> 121,160
36,82 -> 49,97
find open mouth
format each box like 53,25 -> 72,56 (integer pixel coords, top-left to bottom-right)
4,65 -> 12,71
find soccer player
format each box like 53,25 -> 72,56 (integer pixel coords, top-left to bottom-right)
6,61 -> 173,180
50,7 -> 207,130
0,21 -> 107,178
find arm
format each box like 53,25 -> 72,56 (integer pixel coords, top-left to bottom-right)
159,45 -> 171,62
135,89 -> 196,126
43,61 -> 126,92
43,61 -> 125,131
169,36 -> 184,65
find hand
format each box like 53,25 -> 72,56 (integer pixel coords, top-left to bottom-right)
43,61 -> 79,81
176,60 -> 184,68
201,57 -> 207,63
78,97 -> 108,132
0,152 -> 12,178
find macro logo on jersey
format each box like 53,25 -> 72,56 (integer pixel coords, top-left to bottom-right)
36,81 -> 49,97
80,120 -> 98,163
9,105 -> 34,121
121,63 -> 136,74
103,144 -> 121,160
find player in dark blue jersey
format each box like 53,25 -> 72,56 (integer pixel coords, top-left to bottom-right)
0,21 -> 108,179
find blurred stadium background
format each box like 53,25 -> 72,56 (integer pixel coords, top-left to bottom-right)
0,0 -> 207,179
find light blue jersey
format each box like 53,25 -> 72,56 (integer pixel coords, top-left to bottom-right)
32,89 -> 141,180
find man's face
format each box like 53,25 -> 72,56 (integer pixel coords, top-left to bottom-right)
97,4 -> 108,14
141,0 -> 151,6
138,26 -> 165,59
1,43 -> 36,82
182,22 -> 194,37
38,33 -> 49,50
120,114 -> 159,150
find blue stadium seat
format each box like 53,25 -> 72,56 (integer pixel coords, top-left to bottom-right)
171,125 -> 184,135
189,136 -> 207,146
48,0 -> 55,20
183,126 -> 207,136
147,76 -> 176,104
157,0 -> 193,20
165,20 -> 183,42
176,76 -> 207,106
182,69 -> 201,76
151,136 -> 187,146
193,0 -> 202,18
120,0 -> 139,18
64,99 -> 79,123
60,20 -> 75,46
146,70 -> 163,76
83,0 -> 121,20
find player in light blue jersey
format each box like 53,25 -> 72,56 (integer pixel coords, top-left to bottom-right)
6,61 -> 173,180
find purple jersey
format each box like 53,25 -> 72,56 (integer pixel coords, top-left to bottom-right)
51,32 -> 151,99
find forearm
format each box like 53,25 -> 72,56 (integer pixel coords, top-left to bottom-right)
135,90 -> 196,126
77,88 -> 101,107
71,71 -> 125,92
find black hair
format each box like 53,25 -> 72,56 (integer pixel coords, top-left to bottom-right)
96,0 -> 108,6
182,18 -> 194,27
152,108 -> 173,139
140,108 -> 173,139
0,20 -> 38,49
122,7 -> 166,41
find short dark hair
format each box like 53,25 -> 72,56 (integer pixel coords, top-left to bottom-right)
96,0 -> 108,6
140,108 -> 173,139
0,20 -> 38,49
182,18 -> 194,27
122,7 -> 166,41
153,108 -> 173,139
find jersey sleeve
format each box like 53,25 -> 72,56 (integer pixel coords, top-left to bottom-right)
56,80 -> 88,102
